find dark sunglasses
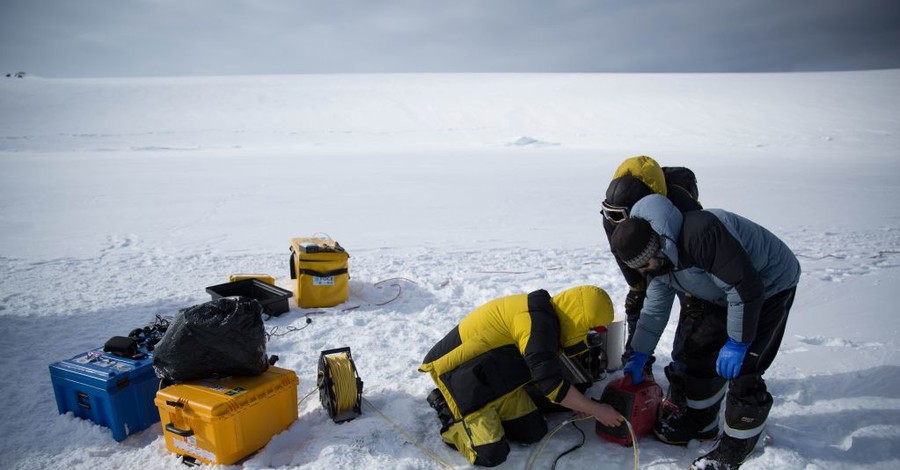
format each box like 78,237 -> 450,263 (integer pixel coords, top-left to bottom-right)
601,200 -> 629,224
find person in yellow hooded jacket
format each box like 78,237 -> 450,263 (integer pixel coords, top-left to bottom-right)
419,285 -> 623,467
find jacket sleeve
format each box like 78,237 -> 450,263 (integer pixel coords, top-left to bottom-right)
630,275 -> 677,355
686,213 -> 764,343
521,289 -> 570,402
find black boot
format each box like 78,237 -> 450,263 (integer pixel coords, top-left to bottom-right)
691,375 -> 772,469
690,434 -> 760,470
426,388 -> 455,432
654,404 -> 720,445
662,362 -> 687,409
654,373 -> 725,445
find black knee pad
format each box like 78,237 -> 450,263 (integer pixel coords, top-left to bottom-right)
472,439 -> 510,467
502,409 -> 547,444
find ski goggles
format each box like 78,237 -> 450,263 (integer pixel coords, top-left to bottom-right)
601,201 -> 629,224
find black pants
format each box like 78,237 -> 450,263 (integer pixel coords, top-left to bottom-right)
678,287 -> 795,379
680,287 -> 796,437
740,287 -> 796,376
625,291 -> 700,365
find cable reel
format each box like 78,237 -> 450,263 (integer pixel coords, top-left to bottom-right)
317,347 -> 364,423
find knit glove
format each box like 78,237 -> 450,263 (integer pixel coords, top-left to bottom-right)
716,338 -> 751,379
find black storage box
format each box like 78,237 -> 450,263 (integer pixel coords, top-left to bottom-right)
206,279 -> 292,316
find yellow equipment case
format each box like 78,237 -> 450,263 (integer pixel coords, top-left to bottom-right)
289,237 -> 350,308
228,273 -> 276,285
155,366 -> 299,465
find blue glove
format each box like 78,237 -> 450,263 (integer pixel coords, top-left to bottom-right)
623,351 -> 649,385
716,338 -> 751,379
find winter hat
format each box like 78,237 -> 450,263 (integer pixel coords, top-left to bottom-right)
611,217 -> 660,269
605,174 -> 654,209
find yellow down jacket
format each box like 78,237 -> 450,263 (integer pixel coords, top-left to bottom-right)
419,285 -> 613,419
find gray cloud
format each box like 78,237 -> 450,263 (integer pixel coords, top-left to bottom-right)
1,0 -> 898,77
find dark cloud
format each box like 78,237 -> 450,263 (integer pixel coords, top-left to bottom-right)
1,0 -> 898,77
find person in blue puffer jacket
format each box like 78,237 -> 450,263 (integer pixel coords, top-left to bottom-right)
610,194 -> 800,470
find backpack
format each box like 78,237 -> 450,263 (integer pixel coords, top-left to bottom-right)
662,166 -> 699,201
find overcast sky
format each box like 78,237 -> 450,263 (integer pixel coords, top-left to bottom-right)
1,0 -> 899,78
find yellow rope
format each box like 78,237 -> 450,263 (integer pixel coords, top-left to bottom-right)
624,416 -> 639,470
362,397 -> 456,470
322,351 -> 455,468
298,386 -> 318,408
324,353 -> 360,414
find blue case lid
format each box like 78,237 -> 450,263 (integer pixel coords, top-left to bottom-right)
49,348 -> 157,391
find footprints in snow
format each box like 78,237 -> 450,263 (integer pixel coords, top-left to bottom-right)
98,234 -> 140,258
791,335 -> 882,350
790,227 -> 900,282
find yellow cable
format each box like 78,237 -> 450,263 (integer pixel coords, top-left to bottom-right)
623,415 -> 639,470
324,352 -> 360,415
298,386 -> 318,408
319,352 -> 456,468
362,397 -> 456,470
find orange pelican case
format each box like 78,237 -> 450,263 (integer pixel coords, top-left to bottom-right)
155,366 -> 298,465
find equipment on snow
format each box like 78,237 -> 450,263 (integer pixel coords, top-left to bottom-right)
152,297 -> 269,382
289,236 -> 350,308
228,273 -> 276,285
155,366 -> 298,465
206,278 -> 292,317
595,374 -> 663,446
49,347 -> 160,441
318,347 -> 363,423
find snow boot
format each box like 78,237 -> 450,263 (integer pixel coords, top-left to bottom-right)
724,375 -> 772,438
427,388 -> 455,433
654,374 -> 725,445
654,403 -> 720,445
690,374 -> 772,468
661,362 -> 688,409
690,433 -> 760,470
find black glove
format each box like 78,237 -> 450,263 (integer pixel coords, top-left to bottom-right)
622,286 -> 646,361
624,288 -> 645,318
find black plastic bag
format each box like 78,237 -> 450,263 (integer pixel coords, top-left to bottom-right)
153,297 -> 268,382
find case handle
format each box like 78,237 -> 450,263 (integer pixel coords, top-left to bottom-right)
299,268 -> 348,277
289,252 -> 296,279
165,423 -> 194,437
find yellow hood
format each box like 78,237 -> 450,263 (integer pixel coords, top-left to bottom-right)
612,155 -> 668,196
551,285 -> 613,348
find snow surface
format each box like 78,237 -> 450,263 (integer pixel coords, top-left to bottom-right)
1,70 -> 899,469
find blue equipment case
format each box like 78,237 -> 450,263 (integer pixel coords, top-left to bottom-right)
49,348 -> 161,441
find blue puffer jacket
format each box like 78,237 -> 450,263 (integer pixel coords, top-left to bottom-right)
629,194 -> 801,355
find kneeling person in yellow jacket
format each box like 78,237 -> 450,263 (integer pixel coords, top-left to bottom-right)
419,285 -> 624,467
